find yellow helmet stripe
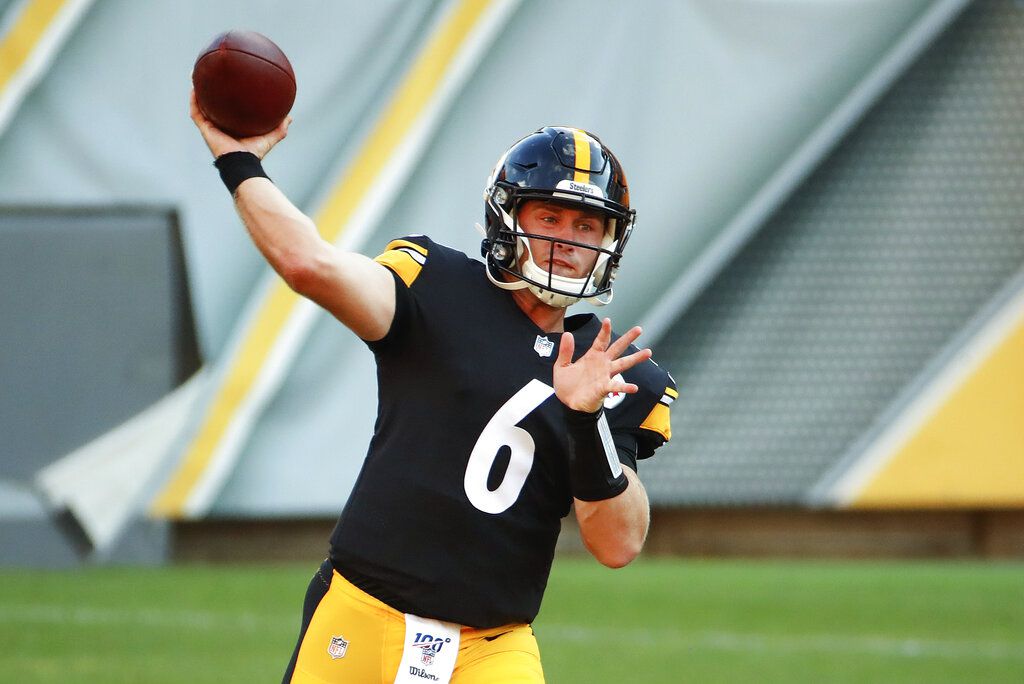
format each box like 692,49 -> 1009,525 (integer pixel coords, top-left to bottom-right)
572,128 -> 591,184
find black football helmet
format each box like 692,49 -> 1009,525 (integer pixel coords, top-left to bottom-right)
481,126 -> 635,307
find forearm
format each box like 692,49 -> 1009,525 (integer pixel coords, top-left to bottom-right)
191,92 -> 394,340
192,90 -> 331,300
575,466 -> 650,568
230,176 -> 395,340
232,176 -> 326,283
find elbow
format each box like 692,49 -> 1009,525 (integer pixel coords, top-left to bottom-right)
279,255 -> 318,295
588,537 -> 644,569
274,220 -> 330,296
278,244 -> 330,297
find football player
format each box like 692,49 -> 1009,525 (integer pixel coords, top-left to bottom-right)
191,91 -> 675,684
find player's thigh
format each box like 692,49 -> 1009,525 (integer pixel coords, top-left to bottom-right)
288,571 -> 401,683
453,625 -> 545,684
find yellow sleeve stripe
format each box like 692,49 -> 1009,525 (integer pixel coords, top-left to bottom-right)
665,387 -> 679,399
640,402 -> 672,442
383,238 -> 428,257
374,247 -> 426,287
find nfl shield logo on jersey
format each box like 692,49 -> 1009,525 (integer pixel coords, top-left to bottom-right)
534,335 -> 554,357
328,635 -> 349,660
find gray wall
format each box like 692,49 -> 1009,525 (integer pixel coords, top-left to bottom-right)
0,208 -> 199,479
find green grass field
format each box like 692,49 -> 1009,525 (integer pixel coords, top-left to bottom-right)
1,557 -> 1022,683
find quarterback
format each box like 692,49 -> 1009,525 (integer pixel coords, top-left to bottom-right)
191,92 -> 675,683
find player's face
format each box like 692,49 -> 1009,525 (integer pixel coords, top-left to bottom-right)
517,200 -> 607,279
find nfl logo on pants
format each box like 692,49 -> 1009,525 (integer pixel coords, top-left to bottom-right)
328,635 -> 349,659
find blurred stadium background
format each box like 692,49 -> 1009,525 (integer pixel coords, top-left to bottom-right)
1,0 -> 1021,681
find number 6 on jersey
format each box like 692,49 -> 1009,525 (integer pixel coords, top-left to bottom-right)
463,380 -> 555,514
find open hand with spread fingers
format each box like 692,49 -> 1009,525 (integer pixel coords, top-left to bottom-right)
553,318 -> 653,413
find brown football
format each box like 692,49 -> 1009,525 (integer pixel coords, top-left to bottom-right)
192,30 -> 296,138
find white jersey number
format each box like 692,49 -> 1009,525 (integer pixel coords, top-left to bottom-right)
463,379 -> 555,514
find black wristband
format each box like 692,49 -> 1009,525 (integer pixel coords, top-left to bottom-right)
563,405 -> 629,501
213,151 -> 270,195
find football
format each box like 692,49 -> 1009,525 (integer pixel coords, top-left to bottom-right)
192,30 -> 296,138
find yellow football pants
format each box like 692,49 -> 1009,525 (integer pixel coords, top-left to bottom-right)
286,563 -> 545,683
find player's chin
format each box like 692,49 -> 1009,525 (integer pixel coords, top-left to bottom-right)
545,263 -> 582,279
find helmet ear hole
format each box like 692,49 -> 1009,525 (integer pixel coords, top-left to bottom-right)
493,185 -> 511,207
490,241 -> 514,266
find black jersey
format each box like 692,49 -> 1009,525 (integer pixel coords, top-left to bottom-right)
328,236 -> 676,628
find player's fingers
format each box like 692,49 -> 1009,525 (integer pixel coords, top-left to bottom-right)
245,116 -> 291,156
190,92 -> 220,138
607,325 -> 642,359
611,348 -> 652,375
189,90 -> 205,124
609,380 -> 640,395
556,331 -> 575,367
592,318 -> 612,353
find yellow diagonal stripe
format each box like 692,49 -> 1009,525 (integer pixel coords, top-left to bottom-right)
572,128 -> 591,184
151,0 -> 496,518
0,0 -> 67,93
853,312 -> 1024,507
315,1 -> 492,243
